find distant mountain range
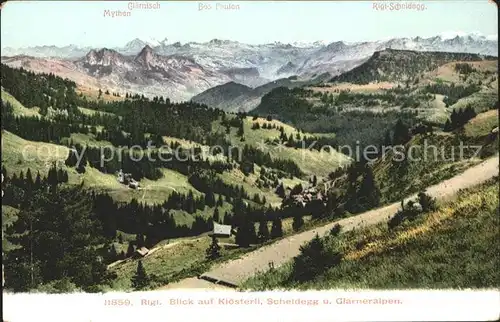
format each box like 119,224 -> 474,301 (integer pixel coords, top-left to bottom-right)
1,33 -> 497,105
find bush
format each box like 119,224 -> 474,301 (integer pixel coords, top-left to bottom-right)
418,191 -> 437,212
330,224 -> 341,236
388,194 -> 437,230
291,234 -> 342,282
389,200 -> 418,229
34,278 -> 79,294
206,235 -> 222,260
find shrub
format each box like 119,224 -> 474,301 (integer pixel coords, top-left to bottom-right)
330,224 -> 342,236
388,192 -> 439,230
388,200 -> 422,229
418,191 -> 437,212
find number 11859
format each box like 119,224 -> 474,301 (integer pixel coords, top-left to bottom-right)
104,299 -> 132,306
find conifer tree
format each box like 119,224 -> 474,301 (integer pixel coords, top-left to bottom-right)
275,183 -> 286,198
213,207 -> 220,223
223,212 -> 232,225
237,122 -> 244,137
393,119 -> 411,145
25,169 -> 33,188
257,219 -> 270,242
292,213 -> 305,232
383,130 -> 392,146
235,217 -> 256,248
205,190 -> 216,207
136,233 -> 145,248
5,186 -> 114,291
205,235 -> 222,260
109,244 -> 118,261
34,171 -> 42,189
292,234 -> 342,282
270,217 -> 283,239
217,194 -> 224,207
358,166 -> 381,210
126,242 -> 135,257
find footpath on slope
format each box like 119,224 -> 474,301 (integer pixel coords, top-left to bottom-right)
161,156 -> 499,290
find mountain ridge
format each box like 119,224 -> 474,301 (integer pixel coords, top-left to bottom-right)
1,34 -> 497,104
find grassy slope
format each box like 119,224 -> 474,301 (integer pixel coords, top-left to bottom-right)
217,166 -> 302,207
1,130 -> 69,175
373,134 -> 482,204
212,116 -> 350,177
372,109 -> 499,204
108,235 -> 250,290
464,109 -> 498,138
60,133 -> 112,148
1,89 -> 41,117
2,205 -> 19,252
242,179 -> 499,290
2,132 -> 239,227
109,212 -> 314,291
77,106 -> 116,117
423,60 -> 498,120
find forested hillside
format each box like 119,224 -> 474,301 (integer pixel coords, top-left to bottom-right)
330,49 -> 496,84
254,50 -> 498,148
0,63 -> 348,291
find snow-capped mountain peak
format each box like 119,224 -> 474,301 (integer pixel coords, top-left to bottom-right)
438,31 -> 494,41
2,33 -> 497,104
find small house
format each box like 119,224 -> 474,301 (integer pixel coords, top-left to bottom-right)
134,247 -> 149,258
210,222 -> 232,238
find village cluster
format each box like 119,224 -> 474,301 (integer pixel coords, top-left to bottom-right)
117,169 -> 140,189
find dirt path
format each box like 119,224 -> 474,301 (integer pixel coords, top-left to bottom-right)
107,241 -> 181,269
158,277 -> 233,290
163,156 -> 499,289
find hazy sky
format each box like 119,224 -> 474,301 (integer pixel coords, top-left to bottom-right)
1,1 -> 498,48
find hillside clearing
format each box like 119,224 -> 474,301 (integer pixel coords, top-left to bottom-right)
1,130 -> 69,175
243,179 -> 499,290
213,117 -> 350,177
1,89 -> 41,117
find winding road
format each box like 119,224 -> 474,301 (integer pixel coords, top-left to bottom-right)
161,156 -> 499,290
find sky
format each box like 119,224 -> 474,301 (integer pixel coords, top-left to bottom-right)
1,1 -> 498,48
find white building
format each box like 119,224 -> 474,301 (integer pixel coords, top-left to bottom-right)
129,180 -> 139,189
117,169 -> 124,183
